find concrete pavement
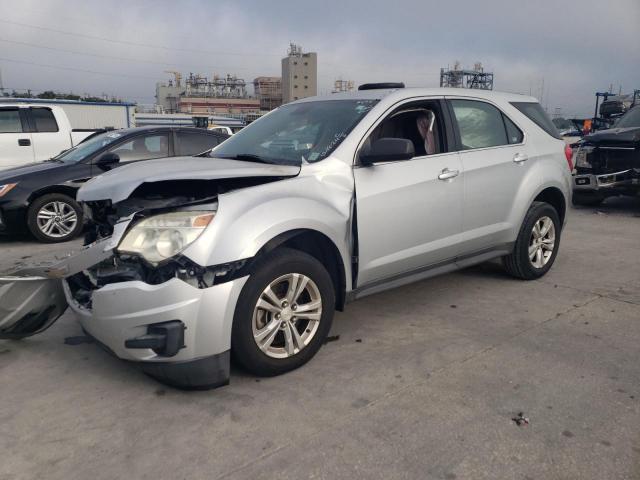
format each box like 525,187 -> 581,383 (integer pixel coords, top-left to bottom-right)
1,199 -> 639,480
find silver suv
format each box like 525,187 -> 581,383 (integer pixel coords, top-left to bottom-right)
0,86 -> 573,389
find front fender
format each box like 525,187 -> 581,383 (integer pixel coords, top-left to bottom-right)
181,167 -> 354,289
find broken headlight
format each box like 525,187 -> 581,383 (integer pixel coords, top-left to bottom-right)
575,145 -> 594,168
118,211 -> 215,263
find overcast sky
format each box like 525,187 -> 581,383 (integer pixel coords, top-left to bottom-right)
0,0 -> 638,117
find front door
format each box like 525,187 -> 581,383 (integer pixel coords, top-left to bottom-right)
354,99 -> 463,287
0,107 -> 34,169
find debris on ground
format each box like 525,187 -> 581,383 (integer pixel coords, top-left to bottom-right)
512,412 -> 530,427
323,335 -> 340,344
355,338 -> 362,343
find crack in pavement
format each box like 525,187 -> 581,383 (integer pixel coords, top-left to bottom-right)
540,279 -> 640,306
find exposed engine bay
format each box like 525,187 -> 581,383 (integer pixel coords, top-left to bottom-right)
83,177 -> 288,243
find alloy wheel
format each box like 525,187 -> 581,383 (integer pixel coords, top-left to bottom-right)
529,216 -> 555,268
252,273 -> 323,359
36,201 -> 78,239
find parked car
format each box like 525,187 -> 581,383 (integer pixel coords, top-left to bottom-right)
0,104 -> 101,170
0,86 -> 572,389
573,105 -> 640,205
0,126 -> 227,242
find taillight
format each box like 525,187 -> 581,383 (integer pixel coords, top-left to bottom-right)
564,144 -> 574,171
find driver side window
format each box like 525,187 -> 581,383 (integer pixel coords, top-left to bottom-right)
109,134 -> 169,163
363,101 -> 446,158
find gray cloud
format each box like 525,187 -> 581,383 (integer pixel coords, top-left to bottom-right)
0,0 -> 638,116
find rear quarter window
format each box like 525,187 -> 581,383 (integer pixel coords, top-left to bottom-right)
31,108 -> 59,133
511,102 -> 561,139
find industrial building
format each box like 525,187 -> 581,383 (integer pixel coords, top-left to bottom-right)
281,44 -> 318,103
253,77 -> 283,111
0,97 -> 135,129
153,43 -> 318,120
332,79 -> 355,93
440,62 -> 494,90
155,72 -> 260,118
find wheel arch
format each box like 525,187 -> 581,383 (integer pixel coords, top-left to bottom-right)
27,185 -> 79,205
532,186 -> 567,226
253,229 -> 347,311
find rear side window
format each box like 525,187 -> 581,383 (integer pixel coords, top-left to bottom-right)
109,134 -> 169,163
511,102 -> 561,139
31,108 -> 59,132
503,114 -> 524,144
176,131 -> 221,156
450,100 -> 508,150
0,109 -> 23,133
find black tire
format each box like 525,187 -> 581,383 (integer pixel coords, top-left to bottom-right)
503,201 -> 561,280
572,192 -> 604,207
27,193 -> 83,243
231,247 -> 336,377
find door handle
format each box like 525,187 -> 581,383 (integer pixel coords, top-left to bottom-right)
513,153 -> 528,163
438,168 -> 459,180
18,138 -> 31,146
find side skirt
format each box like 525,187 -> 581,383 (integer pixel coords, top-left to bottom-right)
346,243 -> 513,302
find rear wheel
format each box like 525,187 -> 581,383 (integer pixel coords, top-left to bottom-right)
27,193 -> 83,243
503,202 -> 561,280
231,248 -> 335,376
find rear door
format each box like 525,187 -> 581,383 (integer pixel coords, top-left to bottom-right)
28,107 -> 71,161
100,132 -> 170,167
446,98 -> 531,253
0,107 -> 34,168
354,98 -> 464,286
174,130 -> 224,156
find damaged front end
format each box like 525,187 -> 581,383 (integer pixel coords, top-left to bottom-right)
0,157 -> 300,388
573,126 -> 640,200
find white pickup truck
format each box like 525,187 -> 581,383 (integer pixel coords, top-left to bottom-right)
0,104 -> 97,170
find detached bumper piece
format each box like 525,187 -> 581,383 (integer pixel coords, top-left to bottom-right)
125,321 -> 186,357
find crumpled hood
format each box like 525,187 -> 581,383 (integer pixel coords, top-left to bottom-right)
585,127 -> 640,145
78,156 -> 301,204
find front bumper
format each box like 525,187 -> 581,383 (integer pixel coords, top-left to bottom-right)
0,204 -> 27,234
63,275 -> 247,364
1,218 -> 249,388
573,168 -> 640,195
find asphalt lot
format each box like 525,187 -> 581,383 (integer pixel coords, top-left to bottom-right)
1,199 -> 639,480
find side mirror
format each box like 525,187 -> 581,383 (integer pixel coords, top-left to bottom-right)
359,138 -> 415,166
95,152 -> 120,170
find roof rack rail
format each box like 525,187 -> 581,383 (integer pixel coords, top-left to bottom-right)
358,82 -> 405,91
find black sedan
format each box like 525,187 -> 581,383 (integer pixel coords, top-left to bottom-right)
0,126 -> 227,242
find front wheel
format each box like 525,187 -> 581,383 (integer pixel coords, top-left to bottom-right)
503,201 -> 561,280
231,248 -> 336,376
27,193 -> 83,243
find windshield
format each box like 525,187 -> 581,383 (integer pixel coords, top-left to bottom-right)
615,107 -> 640,128
209,100 -> 378,164
54,131 -> 126,163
